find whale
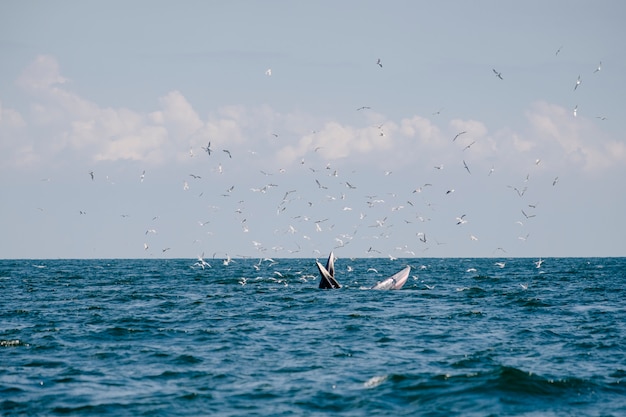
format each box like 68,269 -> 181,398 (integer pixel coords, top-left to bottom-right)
316,252 -> 410,290
316,251 -> 341,289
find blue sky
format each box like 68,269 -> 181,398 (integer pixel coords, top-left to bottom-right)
1,1 -> 625,259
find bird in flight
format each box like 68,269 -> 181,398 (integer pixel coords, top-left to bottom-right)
593,61 -> 602,73
88,171 -> 94,180
492,68 -> 503,80
376,58 -> 383,68
463,160 -> 471,174
223,149 -> 232,158
574,75 -> 581,91
463,141 -> 476,151
555,45 -> 563,56
202,142 -> 212,155
452,131 -> 467,142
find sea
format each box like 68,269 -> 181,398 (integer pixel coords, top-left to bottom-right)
1,257 -> 624,416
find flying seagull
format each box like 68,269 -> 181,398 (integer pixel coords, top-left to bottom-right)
593,61 -> 602,73
452,131 -> 467,142
201,142 -> 212,155
492,68 -> 503,80
376,58 -> 383,68
574,75 -> 581,91
463,160 -> 471,174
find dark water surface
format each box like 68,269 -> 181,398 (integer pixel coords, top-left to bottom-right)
1,257 -> 625,416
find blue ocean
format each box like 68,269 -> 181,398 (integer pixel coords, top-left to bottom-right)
1,257 -> 624,416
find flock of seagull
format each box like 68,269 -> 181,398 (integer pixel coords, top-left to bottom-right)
73,48 -> 605,279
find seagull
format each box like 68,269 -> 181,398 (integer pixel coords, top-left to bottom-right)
202,142 -> 212,155
195,254 -> 211,269
593,61 -> 602,73
265,68 -> 272,76
356,106 -> 371,111
555,45 -> 563,56
552,176 -> 559,186
521,209 -> 536,219
463,160 -> 471,174
574,75 -> 581,91
89,171 -> 94,180
376,58 -> 383,68
223,149 -> 232,158
573,105 -> 578,117
492,68 -> 503,80
452,131 -> 467,142
140,170 -> 145,183
495,262 -> 506,268
456,214 -> 467,225
534,258 -> 544,268
463,141 -> 476,151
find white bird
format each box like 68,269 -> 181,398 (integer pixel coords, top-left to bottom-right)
573,105 -> 578,117
574,75 -> 581,91
593,61 -> 602,73
495,262 -> 506,268
265,68 -> 272,76
376,58 -> 383,68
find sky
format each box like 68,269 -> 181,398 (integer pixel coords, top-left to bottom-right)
1,1 -> 625,260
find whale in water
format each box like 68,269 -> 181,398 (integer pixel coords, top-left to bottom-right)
316,252 -> 410,290
316,251 -> 341,289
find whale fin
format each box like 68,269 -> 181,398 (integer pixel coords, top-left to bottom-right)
370,266 -> 411,290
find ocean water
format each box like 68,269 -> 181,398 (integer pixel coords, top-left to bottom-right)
1,257 -> 624,416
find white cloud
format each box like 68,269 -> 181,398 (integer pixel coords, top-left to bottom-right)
4,57 -> 625,179
0,100 -> 26,128
525,101 -> 625,172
